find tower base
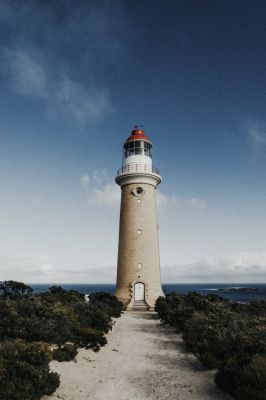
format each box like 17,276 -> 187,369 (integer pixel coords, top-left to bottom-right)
115,279 -> 164,311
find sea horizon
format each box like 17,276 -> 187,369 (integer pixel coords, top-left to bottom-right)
29,282 -> 266,303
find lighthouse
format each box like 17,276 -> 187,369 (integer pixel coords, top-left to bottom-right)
115,127 -> 164,311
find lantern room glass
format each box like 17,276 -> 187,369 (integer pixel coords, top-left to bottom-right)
123,140 -> 152,159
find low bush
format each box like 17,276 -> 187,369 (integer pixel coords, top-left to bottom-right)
0,282 -> 123,399
75,327 -> 107,351
183,311 -> 262,368
155,292 -> 226,330
0,286 -> 123,349
89,291 -> 123,318
53,343 -> 78,362
156,291 -> 266,399
0,280 -> 33,298
215,355 -> 266,400
0,339 -> 60,400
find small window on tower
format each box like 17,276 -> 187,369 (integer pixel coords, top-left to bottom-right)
138,263 -> 142,269
137,229 -> 142,235
137,199 -> 141,204
132,187 -> 144,197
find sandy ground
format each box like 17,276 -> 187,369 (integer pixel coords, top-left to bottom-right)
44,312 -> 232,400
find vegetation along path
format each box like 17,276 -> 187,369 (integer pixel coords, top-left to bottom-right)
45,312 -> 232,400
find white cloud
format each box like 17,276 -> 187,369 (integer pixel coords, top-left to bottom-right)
80,174 -> 90,188
162,252 -> 266,283
39,263 -> 54,275
0,2 -> 125,124
0,249 -> 114,284
246,119 -> 266,155
156,191 -> 169,207
5,49 -> 48,98
0,250 -> 52,281
250,129 -> 266,146
1,247 -> 265,285
50,76 -> 112,124
80,169 -> 120,208
91,169 -> 109,184
4,49 -> 112,124
187,197 -> 206,209
80,171 -> 207,211
157,190 -> 207,210
87,183 -> 120,209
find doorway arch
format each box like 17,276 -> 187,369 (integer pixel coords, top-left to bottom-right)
134,282 -> 145,301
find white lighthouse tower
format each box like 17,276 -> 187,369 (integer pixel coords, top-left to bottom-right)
115,127 -> 164,311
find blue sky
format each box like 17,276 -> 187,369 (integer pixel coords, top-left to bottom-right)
0,0 -> 266,283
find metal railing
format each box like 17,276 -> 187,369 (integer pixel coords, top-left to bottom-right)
117,163 -> 160,176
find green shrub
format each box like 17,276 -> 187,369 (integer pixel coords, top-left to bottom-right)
215,355 -> 266,400
0,280 -> 33,298
0,339 -> 59,400
0,286 -> 122,348
89,292 -> 123,318
156,292 -> 266,399
0,283 -> 122,398
155,292 -> 224,330
46,286 -> 85,303
75,327 -> 107,351
53,343 -> 78,362
155,293 -> 192,329
43,372 -> 60,396
183,311 -> 258,368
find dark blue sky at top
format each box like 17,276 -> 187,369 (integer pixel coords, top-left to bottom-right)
0,1 -> 266,283
1,1 -> 265,187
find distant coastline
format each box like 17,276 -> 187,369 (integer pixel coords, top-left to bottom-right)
29,283 -> 266,303
217,286 -> 266,292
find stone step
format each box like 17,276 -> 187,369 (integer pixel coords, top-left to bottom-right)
131,300 -> 149,311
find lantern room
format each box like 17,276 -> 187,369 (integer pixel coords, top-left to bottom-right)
122,127 -> 153,169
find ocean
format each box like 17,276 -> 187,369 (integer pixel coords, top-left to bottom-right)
30,283 -> 266,303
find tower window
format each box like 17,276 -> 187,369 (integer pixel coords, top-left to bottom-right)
137,199 -> 141,204
137,229 -> 142,235
138,263 -> 142,269
132,187 -> 144,197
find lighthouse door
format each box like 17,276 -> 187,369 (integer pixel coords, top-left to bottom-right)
134,282 -> 145,301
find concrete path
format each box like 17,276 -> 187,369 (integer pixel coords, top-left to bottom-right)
45,312 -> 232,400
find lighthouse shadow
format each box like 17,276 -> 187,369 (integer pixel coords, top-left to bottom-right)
129,311 -> 158,320
127,313 -> 233,399
130,312 -> 194,363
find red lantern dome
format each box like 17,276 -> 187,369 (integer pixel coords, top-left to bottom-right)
124,127 -> 152,144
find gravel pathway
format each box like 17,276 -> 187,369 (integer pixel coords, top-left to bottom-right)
44,312 -> 232,400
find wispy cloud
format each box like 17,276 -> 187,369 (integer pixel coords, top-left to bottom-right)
2,247 -> 265,284
80,170 -> 207,210
48,75 -> 112,124
80,169 -> 120,208
0,1 -> 126,124
0,250 -> 52,281
157,191 -> 207,210
91,169 -> 109,184
87,184 -> 120,208
80,174 -> 90,190
0,249 -> 108,284
246,119 -> 266,155
162,252 -> 266,283
5,49 -> 48,98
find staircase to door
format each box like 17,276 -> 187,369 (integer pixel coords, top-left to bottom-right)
132,299 -> 149,311
132,282 -> 149,311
